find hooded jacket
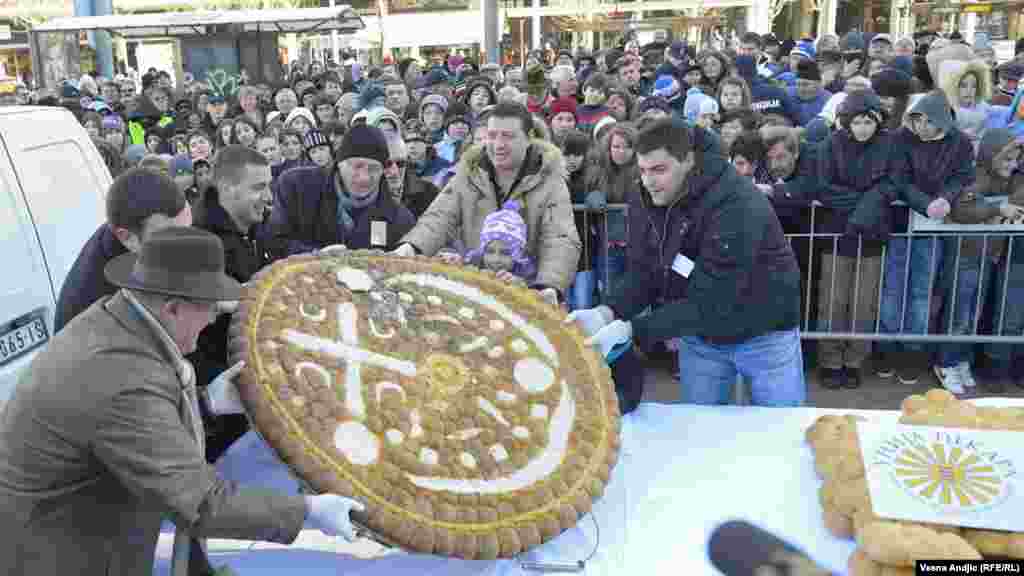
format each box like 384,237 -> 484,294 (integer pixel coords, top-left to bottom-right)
606,126 -> 801,348
817,91 -> 899,257
895,91 -> 976,230
400,140 -> 582,293
938,58 -> 994,149
735,55 -> 798,125
946,128 -> 1024,264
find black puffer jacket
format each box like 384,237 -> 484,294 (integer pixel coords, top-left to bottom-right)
607,126 -> 802,347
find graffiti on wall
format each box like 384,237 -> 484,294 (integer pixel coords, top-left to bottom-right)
206,68 -> 241,99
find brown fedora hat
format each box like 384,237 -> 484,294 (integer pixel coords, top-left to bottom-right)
104,226 -> 242,302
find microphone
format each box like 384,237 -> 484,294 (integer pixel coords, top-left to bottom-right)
707,520 -> 836,576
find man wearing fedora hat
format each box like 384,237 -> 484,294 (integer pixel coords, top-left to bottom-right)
0,227 -> 365,575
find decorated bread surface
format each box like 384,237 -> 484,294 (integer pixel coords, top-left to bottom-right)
806,389 -> 1024,569
228,252 -> 620,559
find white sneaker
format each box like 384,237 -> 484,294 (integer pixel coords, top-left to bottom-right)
957,361 -> 977,388
933,365 -> 966,395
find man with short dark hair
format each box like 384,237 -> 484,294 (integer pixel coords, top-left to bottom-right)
383,76 -> 413,118
569,119 -> 805,409
191,145 -> 277,458
392,101 -> 581,305
738,32 -> 762,58
56,168 -> 193,332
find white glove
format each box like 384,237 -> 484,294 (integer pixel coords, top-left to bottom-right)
565,306 -> 615,338
205,361 -> 245,415
585,320 -> 633,359
391,243 -> 416,258
538,287 -> 559,307
216,300 -> 239,314
319,244 -> 348,257
305,494 -> 366,542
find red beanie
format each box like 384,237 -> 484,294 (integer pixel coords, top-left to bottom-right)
548,97 -> 578,120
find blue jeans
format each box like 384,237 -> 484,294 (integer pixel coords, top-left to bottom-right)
677,329 -> 806,407
879,236 -> 944,353
936,258 -> 988,368
984,258 -> 1024,367
566,270 -> 596,311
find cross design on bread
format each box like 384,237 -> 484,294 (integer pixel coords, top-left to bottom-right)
275,268 -> 574,494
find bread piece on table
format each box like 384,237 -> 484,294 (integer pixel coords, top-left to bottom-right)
848,549 -> 916,576
962,529 -> 1024,559
859,521 -> 981,567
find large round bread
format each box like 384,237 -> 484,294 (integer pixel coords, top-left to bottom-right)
228,252 -> 620,559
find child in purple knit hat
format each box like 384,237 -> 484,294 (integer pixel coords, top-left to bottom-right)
462,200 -> 536,283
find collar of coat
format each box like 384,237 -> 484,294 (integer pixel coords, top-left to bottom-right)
194,187 -> 252,236
459,138 -> 564,203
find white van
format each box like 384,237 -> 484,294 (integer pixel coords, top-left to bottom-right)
0,106 -> 110,407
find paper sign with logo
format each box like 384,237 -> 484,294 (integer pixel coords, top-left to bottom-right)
857,422 -> 1021,531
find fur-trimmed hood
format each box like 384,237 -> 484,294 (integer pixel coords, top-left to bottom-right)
460,138 -> 565,199
938,58 -> 993,109
926,44 -> 975,87
400,136 -> 580,292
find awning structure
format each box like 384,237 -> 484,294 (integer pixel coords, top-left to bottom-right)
30,6 -> 365,38
355,11 -> 482,48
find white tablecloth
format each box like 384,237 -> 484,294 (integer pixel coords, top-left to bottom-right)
152,399 -> 1024,576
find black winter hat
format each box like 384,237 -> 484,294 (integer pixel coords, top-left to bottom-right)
796,59 -> 821,82
336,123 -> 390,165
839,89 -> 885,128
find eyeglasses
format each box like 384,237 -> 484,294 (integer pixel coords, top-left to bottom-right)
385,159 -> 408,169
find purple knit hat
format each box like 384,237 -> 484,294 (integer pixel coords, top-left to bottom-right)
465,200 -> 535,277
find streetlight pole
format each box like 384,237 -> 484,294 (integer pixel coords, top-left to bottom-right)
330,0 -> 341,65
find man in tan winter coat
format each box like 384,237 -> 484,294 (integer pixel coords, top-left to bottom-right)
393,101 -> 581,304
0,226 -> 363,575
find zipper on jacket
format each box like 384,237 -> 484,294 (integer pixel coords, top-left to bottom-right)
641,186 -> 688,304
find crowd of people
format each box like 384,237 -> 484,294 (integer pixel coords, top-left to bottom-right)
4,24 -> 1024,575
16,28 -> 1024,403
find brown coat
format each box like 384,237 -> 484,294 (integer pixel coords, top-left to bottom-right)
0,292 -> 307,575
949,140 -> 1024,263
401,139 -> 582,292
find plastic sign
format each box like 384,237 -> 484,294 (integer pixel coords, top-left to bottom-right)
857,422 -> 1021,531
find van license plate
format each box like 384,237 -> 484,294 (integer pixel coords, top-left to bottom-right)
0,317 -> 49,366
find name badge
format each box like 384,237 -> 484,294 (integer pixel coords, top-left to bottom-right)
371,220 -> 388,247
672,253 -> 695,278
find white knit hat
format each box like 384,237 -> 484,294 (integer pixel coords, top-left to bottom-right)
284,107 -> 317,129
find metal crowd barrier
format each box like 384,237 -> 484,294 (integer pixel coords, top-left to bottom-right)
572,202 -> 1024,345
